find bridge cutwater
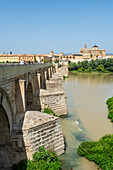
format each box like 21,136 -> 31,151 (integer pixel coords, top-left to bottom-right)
0,63 -> 68,169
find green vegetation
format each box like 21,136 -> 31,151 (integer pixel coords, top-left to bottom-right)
34,56 -> 37,63
106,97 -> 113,122
43,108 -> 58,117
55,60 -> 59,63
13,146 -> 61,170
63,75 -> 69,80
68,59 -> 113,73
44,60 -> 52,63
90,54 -> 93,58
0,61 -> 19,63
78,135 -> 113,170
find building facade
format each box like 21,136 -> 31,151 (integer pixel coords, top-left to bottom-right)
19,54 -> 35,63
59,54 -> 83,63
80,44 -> 106,59
0,54 -> 35,63
0,45 -> 111,63
0,54 -> 19,63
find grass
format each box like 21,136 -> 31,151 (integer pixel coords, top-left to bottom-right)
63,75 -> 69,80
43,108 -> 58,117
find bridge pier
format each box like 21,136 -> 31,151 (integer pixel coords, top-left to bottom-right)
37,72 -> 41,89
16,80 -> 26,113
40,64 -> 68,116
48,67 -> 51,80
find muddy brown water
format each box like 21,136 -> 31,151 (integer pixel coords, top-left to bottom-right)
60,73 -> 113,170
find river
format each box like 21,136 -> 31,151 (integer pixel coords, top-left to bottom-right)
60,73 -> 113,170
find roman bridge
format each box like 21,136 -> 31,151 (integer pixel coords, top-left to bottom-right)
0,63 -> 68,169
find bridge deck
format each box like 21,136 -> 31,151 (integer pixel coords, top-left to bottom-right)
0,63 -> 52,79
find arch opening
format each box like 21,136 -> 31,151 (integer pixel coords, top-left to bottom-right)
0,105 -> 12,169
0,105 -> 10,145
26,82 -> 34,110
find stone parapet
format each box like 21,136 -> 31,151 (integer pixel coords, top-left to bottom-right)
0,63 -> 52,79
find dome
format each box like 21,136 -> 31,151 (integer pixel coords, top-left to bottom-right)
93,45 -> 98,48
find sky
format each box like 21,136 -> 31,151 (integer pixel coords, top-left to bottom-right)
0,0 -> 113,54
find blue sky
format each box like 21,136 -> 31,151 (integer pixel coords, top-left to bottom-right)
0,0 -> 113,54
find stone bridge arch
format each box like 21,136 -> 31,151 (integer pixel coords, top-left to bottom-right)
0,88 -> 14,168
26,72 -> 35,94
0,105 -> 10,144
0,88 -> 14,131
0,105 -> 12,169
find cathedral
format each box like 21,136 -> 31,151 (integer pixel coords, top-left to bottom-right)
80,44 -> 106,59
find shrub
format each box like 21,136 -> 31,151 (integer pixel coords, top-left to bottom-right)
63,75 -> 69,80
108,111 -> 113,119
13,146 -> 61,170
27,146 -> 61,170
108,104 -> 113,110
106,96 -> 113,122
78,135 -> 113,170
106,97 -> 113,105
96,64 -> 105,72
78,67 -> 84,72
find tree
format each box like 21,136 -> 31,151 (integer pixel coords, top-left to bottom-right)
96,55 -> 98,59
10,51 -> 12,54
90,54 -> 93,58
96,64 -> 104,72
34,56 -> 37,63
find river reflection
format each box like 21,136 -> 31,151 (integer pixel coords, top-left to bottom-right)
60,73 -> 113,170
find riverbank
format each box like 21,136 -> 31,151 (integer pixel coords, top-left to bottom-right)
69,70 -> 113,75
